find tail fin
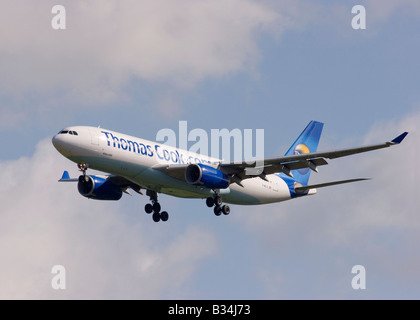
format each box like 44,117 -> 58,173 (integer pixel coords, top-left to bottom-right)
285,121 -> 324,185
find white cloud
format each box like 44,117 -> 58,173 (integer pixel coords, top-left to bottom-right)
1,1 -> 418,109
0,0 -> 281,104
0,139 -> 217,299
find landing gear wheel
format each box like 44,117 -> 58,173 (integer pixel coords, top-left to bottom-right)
214,206 -> 222,216
152,212 -> 161,222
215,196 -> 222,207
145,203 -> 153,214
152,202 -> 161,213
145,190 -> 169,222
206,197 -> 214,207
160,211 -> 169,222
222,205 -> 230,215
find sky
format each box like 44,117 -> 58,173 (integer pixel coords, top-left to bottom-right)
0,0 -> 419,299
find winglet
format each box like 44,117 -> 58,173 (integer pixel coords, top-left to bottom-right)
391,132 -> 408,144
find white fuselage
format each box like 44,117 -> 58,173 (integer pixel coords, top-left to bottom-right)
52,126 -> 294,205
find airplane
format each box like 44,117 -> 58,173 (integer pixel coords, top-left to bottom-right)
52,121 -> 408,223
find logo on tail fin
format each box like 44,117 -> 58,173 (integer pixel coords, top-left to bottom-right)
284,120 -> 324,186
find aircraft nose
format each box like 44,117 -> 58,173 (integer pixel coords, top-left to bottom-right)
52,134 -> 60,149
52,132 -> 72,157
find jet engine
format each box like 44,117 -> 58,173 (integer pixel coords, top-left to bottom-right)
185,163 -> 230,189
77,175 -> 123,200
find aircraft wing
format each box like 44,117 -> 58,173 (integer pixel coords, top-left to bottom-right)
58,171 -> 144,195
152,132 -> 407,185
218,132 -> 408,179
107,175 -> 144,195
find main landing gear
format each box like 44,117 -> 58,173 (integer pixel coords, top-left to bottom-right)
144,190 -> 169,223
206,191 -> 230,217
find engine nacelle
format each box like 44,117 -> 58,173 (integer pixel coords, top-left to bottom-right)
78,175 -> 123,200
185,163 -> 230,189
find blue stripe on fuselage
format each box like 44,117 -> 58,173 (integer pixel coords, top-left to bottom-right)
277,173 -> 308,199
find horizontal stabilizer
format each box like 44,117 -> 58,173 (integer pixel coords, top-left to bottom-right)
295,178 -> 370,192
59,171 -> 78,182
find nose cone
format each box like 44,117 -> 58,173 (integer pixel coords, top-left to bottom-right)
52,134 -> 59,149
52,133 -> 72,157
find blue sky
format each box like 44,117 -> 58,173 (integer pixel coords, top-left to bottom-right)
0,0 -> 419,299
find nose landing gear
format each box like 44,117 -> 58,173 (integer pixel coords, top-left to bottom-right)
77,163 -> 89,181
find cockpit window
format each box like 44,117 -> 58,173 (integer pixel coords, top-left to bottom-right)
58,130 -> 78,135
